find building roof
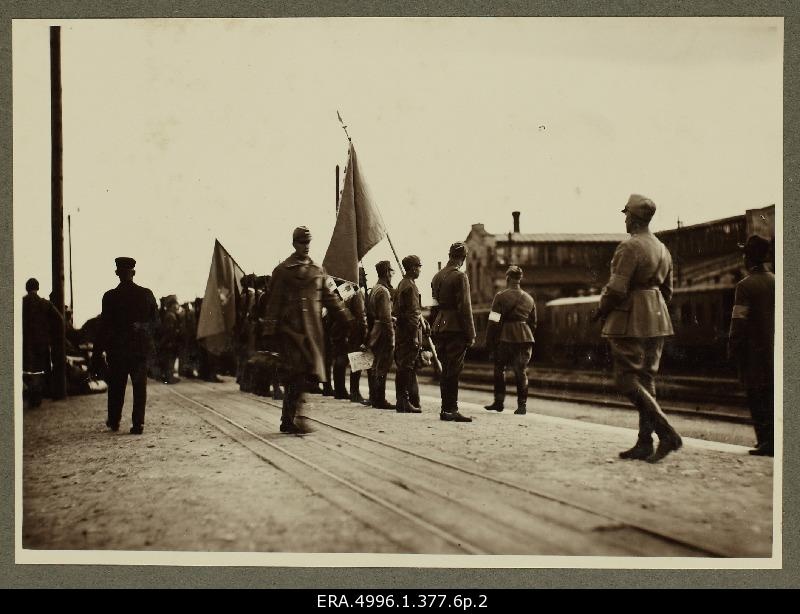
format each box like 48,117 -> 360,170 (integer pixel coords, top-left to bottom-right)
494,233 -> 629,243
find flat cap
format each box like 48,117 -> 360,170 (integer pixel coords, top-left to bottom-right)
375,260 -> 393,276
25,277 -> 39,291
740,234 -> 771,262
292,226 -> 312,243
402,254 -> 422,270
449,242 -> 467,258
622,194 -> 656,222
506,265 -> 523,279
115,257 -> 136,270
164,294 -> 179,306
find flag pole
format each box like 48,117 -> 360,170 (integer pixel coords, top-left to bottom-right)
214,238 -> 246,275
336,111 -> 405,277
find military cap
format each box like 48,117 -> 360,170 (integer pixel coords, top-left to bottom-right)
449,241 -> 468,258
292,226 -> 312,244
375,260 -> 393,276
740,234 -> 771,263
402,254 -> 422,270
25,278 -> 39,291
114,257 -> 136,270
165,294 -> 179,306
621,194 -> 656,222
506,265 -> 523,280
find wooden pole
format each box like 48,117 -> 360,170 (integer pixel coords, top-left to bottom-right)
335,164 -> 340,215
50,25 -> 66,400
68,213 -> 74,316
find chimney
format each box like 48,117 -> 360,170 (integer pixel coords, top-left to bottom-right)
512,211 -> 520,233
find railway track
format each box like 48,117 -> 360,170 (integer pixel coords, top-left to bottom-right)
165,383 -> 734,558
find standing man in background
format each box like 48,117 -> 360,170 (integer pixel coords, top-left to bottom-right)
729,234 -> 775,457
431,242 -> 475,423
22,278 -> 63,408
593,194 -> 681,463
92,257 -> 159,435
483,265 -> 537,415
393,255 -> 426,414
366,260 -> 396,410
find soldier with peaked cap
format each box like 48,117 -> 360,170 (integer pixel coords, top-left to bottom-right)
92,257 -> 159,435
484,265 -> 537,415
366,260 -> 396,409
593,194 -> 681,462
431,241 -> 475,422
393,255 -> 427,414
262,226 -> 354,434
729,234 -> 775,456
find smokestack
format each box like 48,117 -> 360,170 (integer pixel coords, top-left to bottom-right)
512,211 -> 520,234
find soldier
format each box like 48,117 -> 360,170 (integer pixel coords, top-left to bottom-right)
157,295 -> 182,384
592,194 -> 681,463
236,274 -> 257,390
91,257 -> 159,434
22,278 -> 63,407
178,301 -> 199,379
729,234 -> 775,457
366,260 -> 396,409
254,276 -> 284,400
262,226 -> 353,434
393,255 -> 427,413
483,265 -> 537,415
330,277 -> 369,402
431,242 -> 475,422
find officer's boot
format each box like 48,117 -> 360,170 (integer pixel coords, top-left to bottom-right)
349,371 -> 365,404
640,389 -> 682,463
441,377 -> 471,422
485,362 -> 505,412
514,376 -> 528,415
333,359 -> 349,399
364,370 -> 375,406
404,370 -> 421,413
619,395 -> 656,459
408,369 -> 422,410
372,375 -> 395,410
280,384 -> 299,433
395,370 -> 409,413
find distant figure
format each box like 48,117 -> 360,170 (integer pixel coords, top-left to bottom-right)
483,265 -> 537,415
366,260 -> 396,409
158,295 -> 181,384
92,257 -> 159,434
262,226 -> 353,434
330,277 -> 369,402
593,194 -> 681,462
393,255 -> 426,413
729,234 -> 775,457
431,242 -> 475,423
22,278 -> 63,407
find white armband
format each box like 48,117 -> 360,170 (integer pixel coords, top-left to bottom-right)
488,311 -> 502,323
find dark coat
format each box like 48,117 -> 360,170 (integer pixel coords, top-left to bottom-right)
729,268 -> 775,387
366,281 -> 394,374
431,264 -> 475,342
22,294 -> 63,372
95,280 -> 160,360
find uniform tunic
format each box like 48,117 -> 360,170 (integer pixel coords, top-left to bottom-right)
394,276 -> 424,370
431,264 -> 475,378
366,282 -> 395,376
22,294 -> 62,373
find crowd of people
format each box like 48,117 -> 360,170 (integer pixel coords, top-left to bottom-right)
23,194 -> 775,460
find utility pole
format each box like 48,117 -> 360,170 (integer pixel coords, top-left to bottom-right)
68,213 -> 74,316
335,164 -> 340,215
50,25 -> 66,400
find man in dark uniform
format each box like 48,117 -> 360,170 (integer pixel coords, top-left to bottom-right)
92,257 -> 159,434
22,278 -> 63,407
262,227 -> 353,434
366,260 -> 396,409
158,295 -> 181,384
393,255 -> 427,413
729,234 -> 775,456
330,277 -> 369,402
483,265 -> 537,415
593,194 -> 681,462
431,242 -> 475,422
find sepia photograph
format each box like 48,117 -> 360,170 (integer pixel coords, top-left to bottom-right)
9,14 -> 785,576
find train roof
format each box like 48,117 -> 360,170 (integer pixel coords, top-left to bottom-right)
545,283 -> 735,307
546,295 -> 601,307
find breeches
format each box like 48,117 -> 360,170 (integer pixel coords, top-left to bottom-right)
608,337 -> 664,397
493,342 -> 532,398
395,337 -> 421,370
433,333 -> 468,378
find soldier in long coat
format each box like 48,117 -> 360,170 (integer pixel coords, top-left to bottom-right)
92,257 -> 159,434
22,278 -> 63,407
393,255 -> 426,413
262,226 -> 353,434
431,242 -> 475,422
729,234 -> 775,456
483,265 -> 537,415
593,194 -> 681,462
366,260 -> 396,409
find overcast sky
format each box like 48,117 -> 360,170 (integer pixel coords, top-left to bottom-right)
13,17 -> 782,327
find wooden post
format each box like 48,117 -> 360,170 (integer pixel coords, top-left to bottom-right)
68,214 -> 74,316
335,164 -> 340,215
50,25 -> 66,400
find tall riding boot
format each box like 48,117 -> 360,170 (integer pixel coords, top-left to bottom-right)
333,358 -> 348,399
350,371 -> 365,404
365,369 -> 375,406
513,372 -> 528,414
632,386 -> 681,463
485,368 -> 505,413
280,383 -> 297,432
395,370 -> 409,413
408,369 -> 421,409
373,375 -> 395,410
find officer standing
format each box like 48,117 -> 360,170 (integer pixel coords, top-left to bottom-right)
483,265 -> 537,415
393,255 -> 427,413
366,260 -> 396,409
262,227 -> 353,434
593,194 -> 681,462
22,278 -> 63,407
92,257 -> 159,434
729,234 -> 775,457
431,242 -> 475,423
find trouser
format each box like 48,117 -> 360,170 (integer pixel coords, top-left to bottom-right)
492,342 -> 533,408
746,383 -> 774,448
333,353 -> 349,397
608,337 -> 676,444
281,373 -> 306,426
433,333 -> 468,413
107,353 -> 148,428
158,349 -> 178,382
